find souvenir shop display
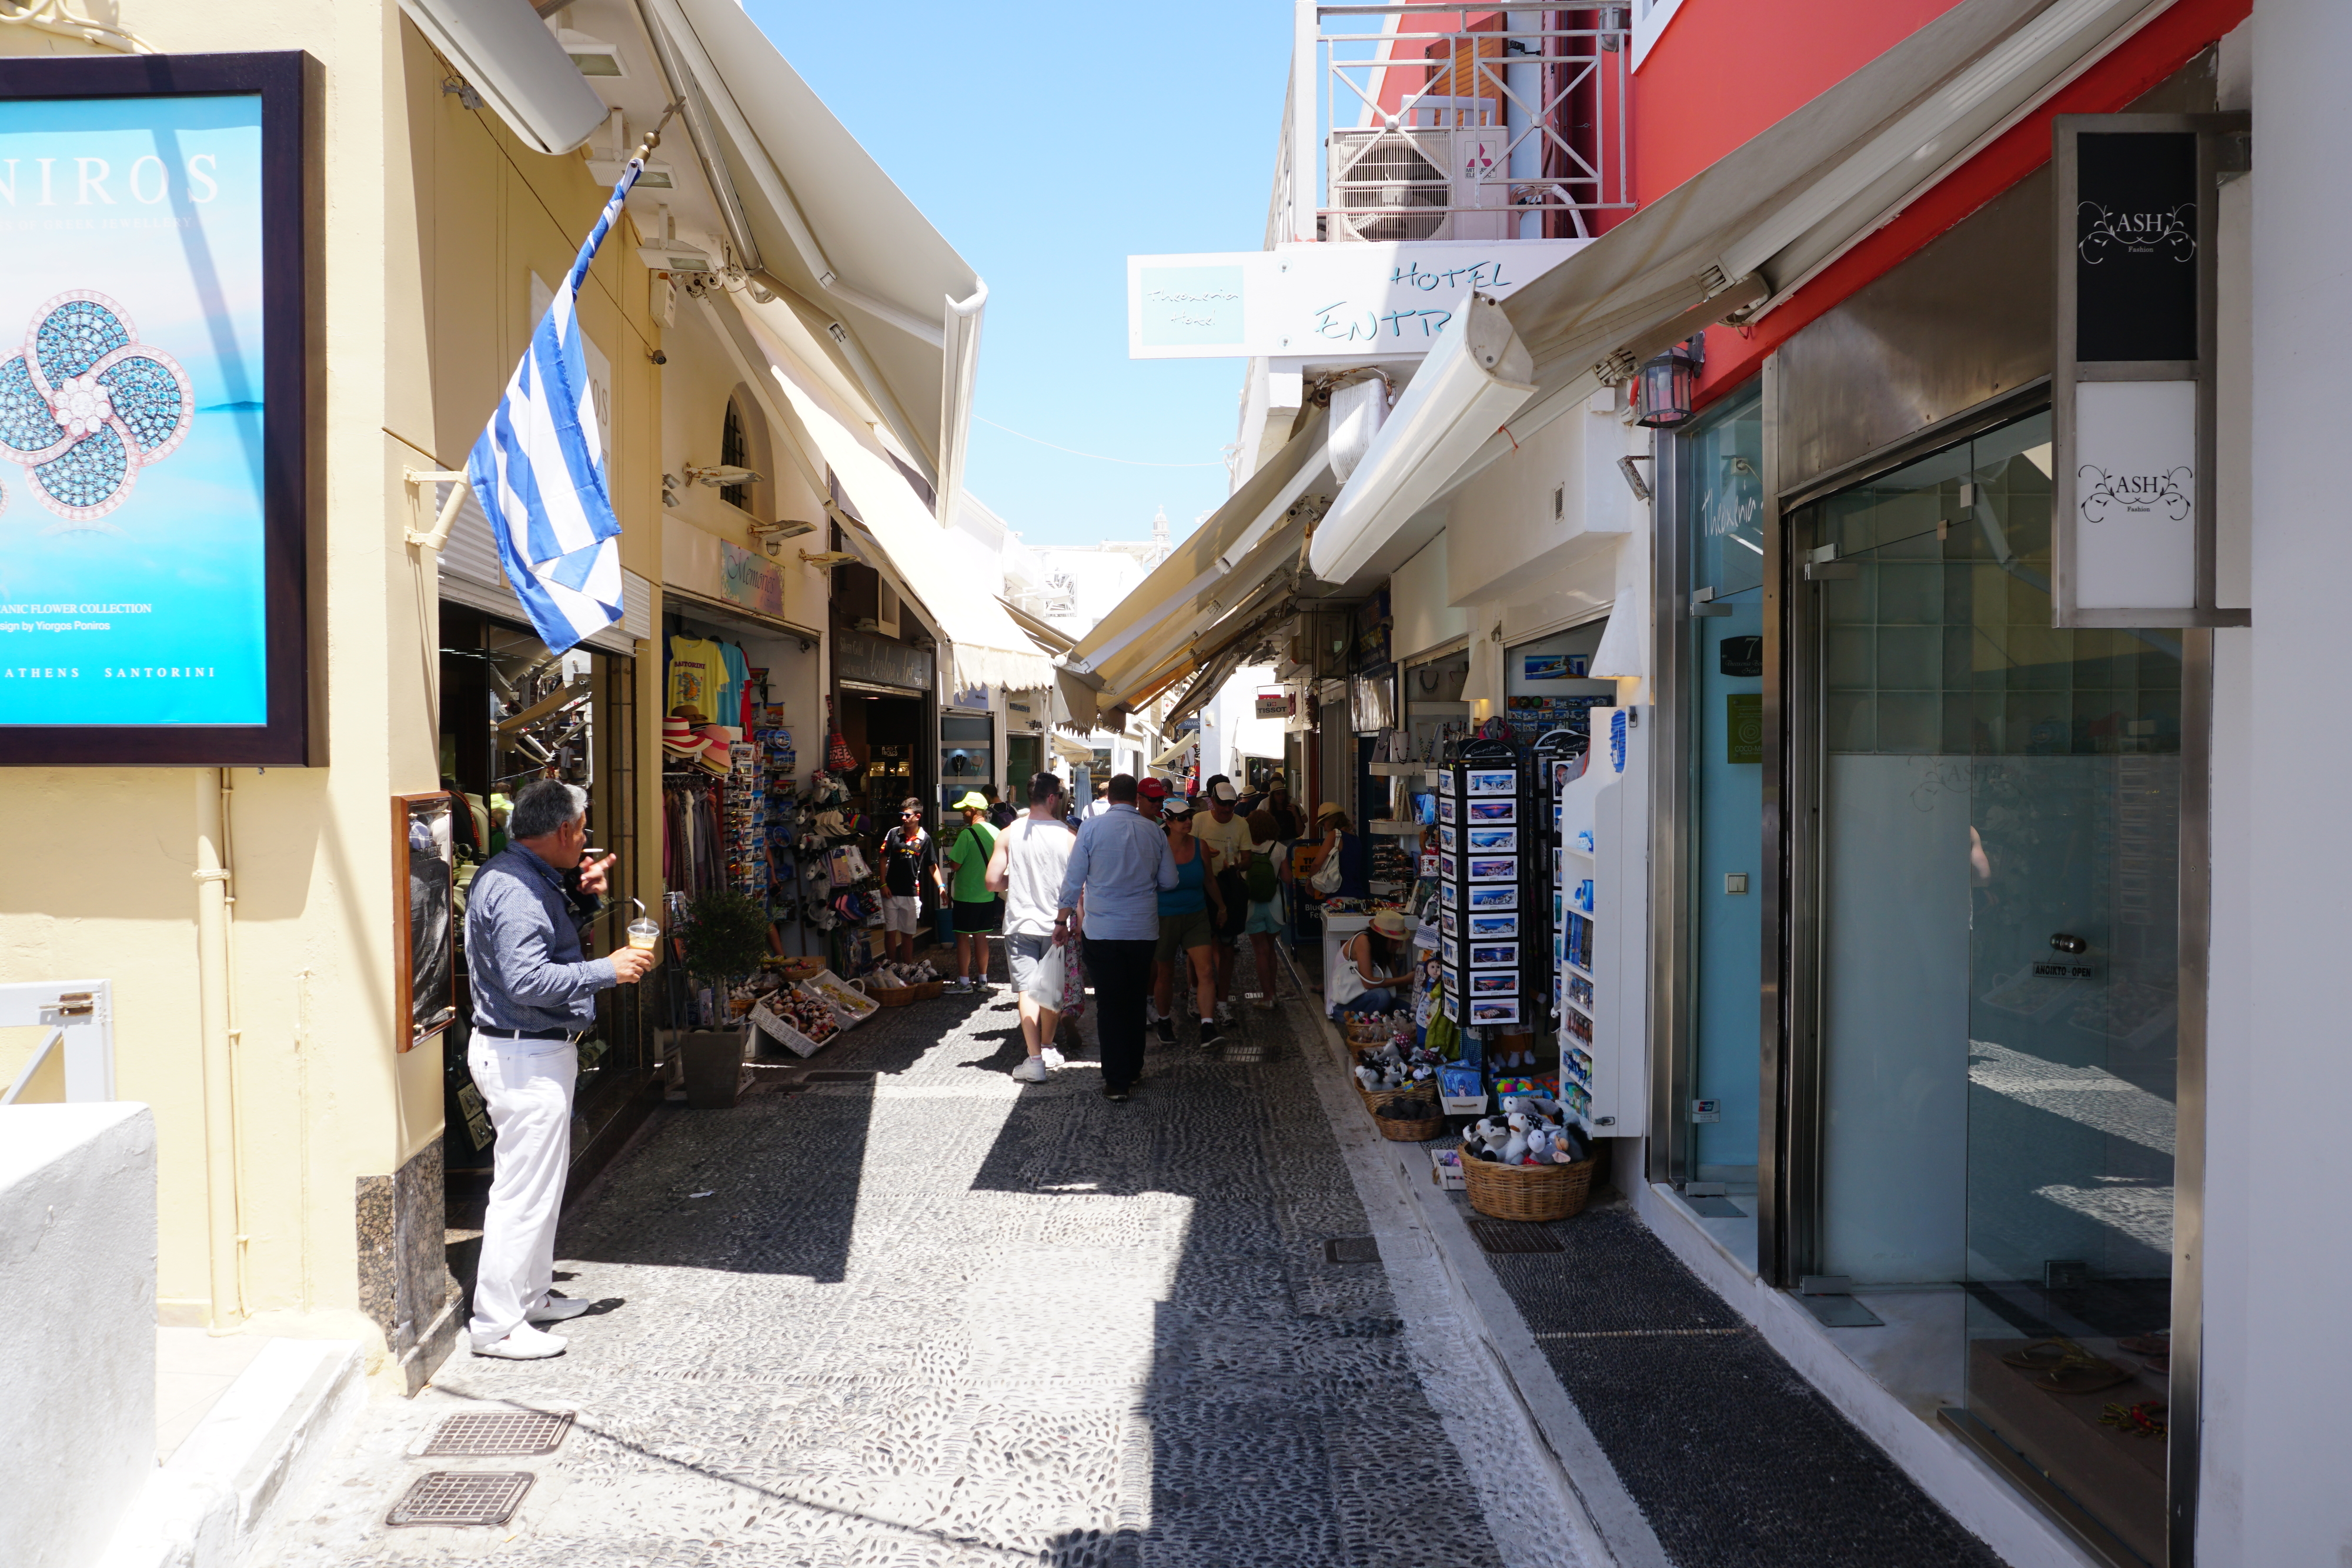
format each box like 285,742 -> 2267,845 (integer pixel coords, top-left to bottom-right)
1550,703 -> 1646,1138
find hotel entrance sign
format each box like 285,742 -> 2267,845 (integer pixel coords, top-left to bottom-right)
2052,113 -> 2249,629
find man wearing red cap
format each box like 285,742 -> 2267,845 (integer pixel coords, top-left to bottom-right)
1136,777 -> 1170,821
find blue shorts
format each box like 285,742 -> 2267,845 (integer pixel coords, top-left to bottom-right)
1243,895 -> 1283,935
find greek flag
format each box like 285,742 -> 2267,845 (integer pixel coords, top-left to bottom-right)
467,161 -> 640,653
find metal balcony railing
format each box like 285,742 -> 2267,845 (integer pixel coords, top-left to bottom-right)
1296,4 -> 1632,244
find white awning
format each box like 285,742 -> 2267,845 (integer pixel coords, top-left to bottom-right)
1307,0 -> 2177,589
399,0 -> 608,155
1064,410 -> 1332,708
640,0 -> 983,519
711,301 -> 1050,694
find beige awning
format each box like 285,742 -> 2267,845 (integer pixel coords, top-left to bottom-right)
1064,410 -> 1332,692
711,299 -> 1052,693
640,0 -> 983,514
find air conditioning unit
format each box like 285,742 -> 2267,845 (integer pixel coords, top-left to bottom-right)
1327,120 -> 1512,243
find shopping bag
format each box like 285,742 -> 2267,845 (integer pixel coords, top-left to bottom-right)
1023,941 -> 1069,1012
1060,937 -> 1087,1025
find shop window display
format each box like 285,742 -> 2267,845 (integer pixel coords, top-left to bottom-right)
1798,409 -> 2177,1566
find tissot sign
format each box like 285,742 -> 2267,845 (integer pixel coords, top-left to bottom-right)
2053,114 -> 2246,629
1127,240 -> 1586,361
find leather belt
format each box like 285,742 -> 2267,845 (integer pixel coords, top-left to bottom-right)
473,1025 -> 586,1042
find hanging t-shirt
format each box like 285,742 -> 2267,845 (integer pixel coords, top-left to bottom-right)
666,636 -> 726,717
718,642 -> 752,728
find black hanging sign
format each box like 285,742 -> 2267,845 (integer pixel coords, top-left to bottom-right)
2052,113 -> 2250,630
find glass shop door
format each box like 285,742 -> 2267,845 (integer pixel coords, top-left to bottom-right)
1797,407 -> 2179,1566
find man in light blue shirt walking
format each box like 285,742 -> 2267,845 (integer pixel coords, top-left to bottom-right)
1055,774 -> 1177,1101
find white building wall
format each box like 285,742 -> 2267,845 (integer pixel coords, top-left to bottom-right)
2216,3 -> 2346,1561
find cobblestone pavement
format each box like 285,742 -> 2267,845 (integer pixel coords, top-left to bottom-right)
258,952 -> 1589,1568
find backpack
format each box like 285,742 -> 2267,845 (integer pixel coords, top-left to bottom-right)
1244,845 -> 1278,902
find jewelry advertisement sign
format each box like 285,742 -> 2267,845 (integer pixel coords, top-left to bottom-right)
0,54 -> 310,763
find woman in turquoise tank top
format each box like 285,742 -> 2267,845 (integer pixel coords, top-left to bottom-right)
1152,800 -> 1228,1044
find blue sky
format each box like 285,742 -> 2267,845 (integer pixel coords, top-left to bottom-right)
746,1 -> 1291,549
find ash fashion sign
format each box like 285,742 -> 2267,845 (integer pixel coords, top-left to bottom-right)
2052,112 -> 2244,630
0,54 -> 309,763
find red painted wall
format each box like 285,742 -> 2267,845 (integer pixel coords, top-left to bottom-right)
1631,0 -> 1970,202
1689,0 -> 2252,409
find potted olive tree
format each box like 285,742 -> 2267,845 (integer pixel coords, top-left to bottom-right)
676,890 -> 771,1108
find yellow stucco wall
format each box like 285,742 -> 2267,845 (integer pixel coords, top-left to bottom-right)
0,2 -> 669,1357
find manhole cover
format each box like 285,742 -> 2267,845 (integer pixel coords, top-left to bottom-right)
803,1071 -> 876,1083
1324,1236 -> 1381,1265
386,1471 -> 535,1528
1468,1219 -> 1565,1255
422,1409 -> 573,1456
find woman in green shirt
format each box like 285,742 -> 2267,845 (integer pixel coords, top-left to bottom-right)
945,791 -> 1001,993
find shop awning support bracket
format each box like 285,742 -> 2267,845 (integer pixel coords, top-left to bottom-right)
404,469 -> 472,551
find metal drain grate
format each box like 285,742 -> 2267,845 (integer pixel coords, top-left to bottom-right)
422,1409 -> 573,1456
1324,1236 -> 1381,1265
386,1470 -> 535,1528
1468,1218 -> 1566,1255
803,1070 -> 876,1084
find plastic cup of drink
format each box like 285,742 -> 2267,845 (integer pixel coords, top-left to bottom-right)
627,918 -> 660,952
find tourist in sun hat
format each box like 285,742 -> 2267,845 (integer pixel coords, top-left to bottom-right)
1330,907 -> 1415,1016
944,790 -> 1001,992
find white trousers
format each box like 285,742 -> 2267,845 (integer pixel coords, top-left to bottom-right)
466,1037 -> 578,1348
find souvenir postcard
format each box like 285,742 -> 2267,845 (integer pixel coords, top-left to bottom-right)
1465,827 -> 1516,852
1471,971 -> 1519,995
1469,998 -> 1522,1024
1467,913 -> 1518,939
1468,884 -> 1518,910
1467,856 -> 1517,882
1466,769 -> 1516,796
1466,800 -> 1515,823
1469,942 -> 1519,968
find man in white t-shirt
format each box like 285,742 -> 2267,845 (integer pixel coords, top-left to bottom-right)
985,771 -> 1079,1083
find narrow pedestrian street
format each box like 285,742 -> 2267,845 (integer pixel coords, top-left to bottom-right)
256,949 -> 2000,1568
256,952 -> 1575,1567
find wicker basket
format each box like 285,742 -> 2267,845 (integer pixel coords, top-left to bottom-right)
915,979 -> 946,1000
867,982 -> 918,1008
1460,1154 -> 1596,1222
1374,1099 -> 1450,1141
1357,1080 -> 1419,1115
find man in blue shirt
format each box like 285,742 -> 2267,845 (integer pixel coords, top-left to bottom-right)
462,778 -> 655,1359
1055,774 -> 1177,1102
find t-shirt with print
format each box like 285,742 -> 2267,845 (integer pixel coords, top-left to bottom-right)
666,636 -> 725,717
946,821 -> 998,903
1192,810 -> 1251,877
881,825 -> 934,898
718,642 -> 751,728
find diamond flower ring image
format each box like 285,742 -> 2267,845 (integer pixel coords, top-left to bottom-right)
0,290 -> 193,521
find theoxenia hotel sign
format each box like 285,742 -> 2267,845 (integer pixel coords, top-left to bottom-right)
2053,112 -> 2249,628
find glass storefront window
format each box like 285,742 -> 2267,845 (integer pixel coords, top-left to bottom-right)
1797,409 -> 2177,1566
1673,387 -> 1766,1249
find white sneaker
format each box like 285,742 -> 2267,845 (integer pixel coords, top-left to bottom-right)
472,1323 -> 567,1359
1041,1047 -> 1067,1070
526,1292 -> 591,1324
1216,1000 -> 1234,1025
1011,1055 -> 1050,1084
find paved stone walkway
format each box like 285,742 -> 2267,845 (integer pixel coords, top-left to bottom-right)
258,956 -> 1584,1567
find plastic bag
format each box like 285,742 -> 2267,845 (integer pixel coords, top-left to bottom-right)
1309,849 -> 1344,896
1023,938 -> 1070,1012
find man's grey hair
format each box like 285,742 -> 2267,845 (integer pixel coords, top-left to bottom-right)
509,779 -> 588,841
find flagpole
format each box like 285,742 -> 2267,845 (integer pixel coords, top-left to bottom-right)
405,99 -> 684,557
